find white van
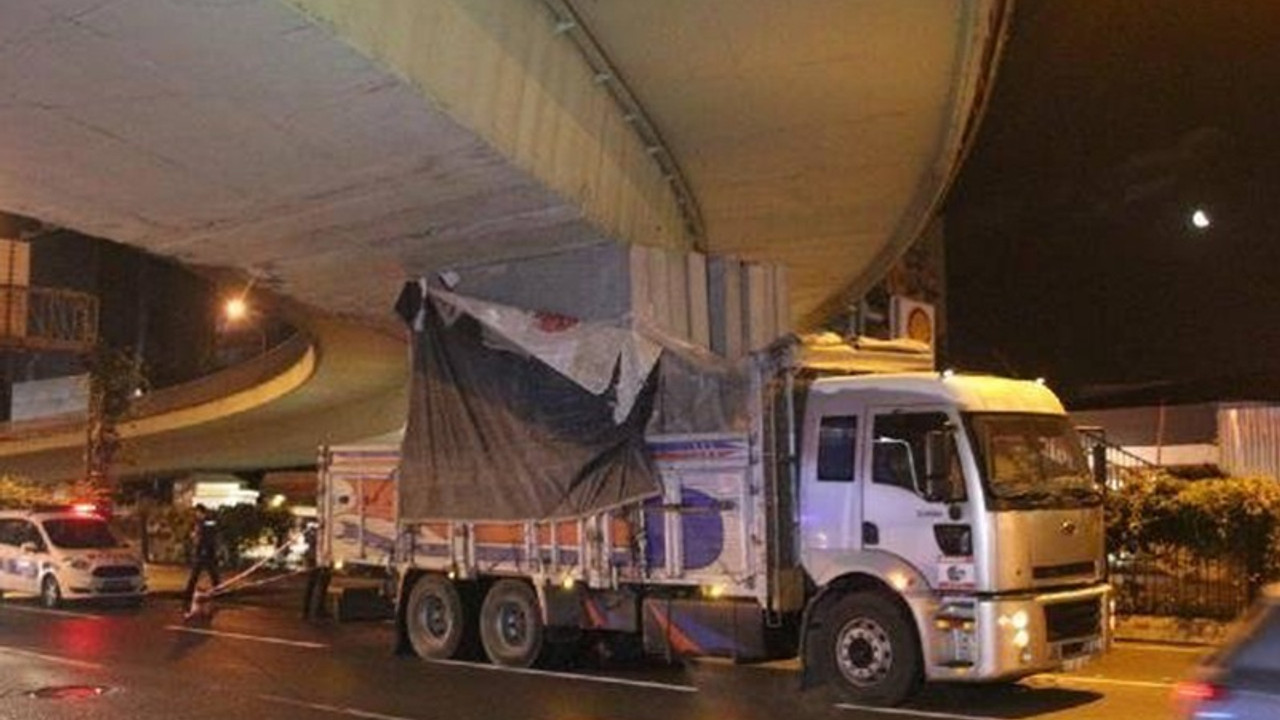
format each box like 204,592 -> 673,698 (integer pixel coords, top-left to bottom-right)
0,506 -> 146,607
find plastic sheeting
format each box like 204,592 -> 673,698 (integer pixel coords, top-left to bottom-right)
395,284 -> 664,522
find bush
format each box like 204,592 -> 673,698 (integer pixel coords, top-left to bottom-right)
0,475 -> 62,509
212,503 -> 295,566
1107,473 -> 1280,587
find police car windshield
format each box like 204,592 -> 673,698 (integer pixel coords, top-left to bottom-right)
41,518 -> 121,549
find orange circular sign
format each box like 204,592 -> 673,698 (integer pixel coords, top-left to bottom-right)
906,307 -> 933,345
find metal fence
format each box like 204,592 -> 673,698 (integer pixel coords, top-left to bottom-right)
1077,426 -> 1156,491
1110,544 -> 1256,620
0,285 -> 98,352
1079,427 -> 1268,620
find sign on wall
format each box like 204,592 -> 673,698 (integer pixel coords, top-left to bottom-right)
891,296 -> 936,350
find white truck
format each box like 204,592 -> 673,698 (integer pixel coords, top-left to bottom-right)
320,286 -> 1111,706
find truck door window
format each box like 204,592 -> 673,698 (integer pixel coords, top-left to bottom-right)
873,412 -> 963,500
817,416 -> 858,481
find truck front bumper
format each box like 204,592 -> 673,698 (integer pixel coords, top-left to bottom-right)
923,583 -> 1113,682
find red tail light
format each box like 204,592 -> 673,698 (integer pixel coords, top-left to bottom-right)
1173,679 -> 1227,704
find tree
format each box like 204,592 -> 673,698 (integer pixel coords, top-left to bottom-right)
80,344 -> 147,505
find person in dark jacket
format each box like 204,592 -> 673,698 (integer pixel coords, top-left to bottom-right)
183,504 -> 222,602
301,521 -> 331,620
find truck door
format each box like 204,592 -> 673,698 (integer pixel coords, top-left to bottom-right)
861,409 -> 966,586
800,411 -> 864,552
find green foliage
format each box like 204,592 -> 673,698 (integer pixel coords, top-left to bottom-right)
0,475 -> 60,509
82,344 -> 147,502
1107,473 -> 1280,581
212,503 -> 295,565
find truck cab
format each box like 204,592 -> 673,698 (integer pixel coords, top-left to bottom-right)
799,373 -> 1110,702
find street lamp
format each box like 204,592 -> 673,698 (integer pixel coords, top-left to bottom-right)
1190,208 -> 1212,231
224,296 -> 249,322
221,293 -> 265,356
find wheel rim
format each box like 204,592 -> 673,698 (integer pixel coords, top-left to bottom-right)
497,601 -> 528,649
419,594 -> 450,640
42,578 -> 59,607
835,616 -> 893,687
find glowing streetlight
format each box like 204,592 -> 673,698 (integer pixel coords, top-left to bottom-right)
224,296 -> 249,322
1190,208 -> 1212,230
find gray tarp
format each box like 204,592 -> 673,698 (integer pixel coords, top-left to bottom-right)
395,284 -> 663,522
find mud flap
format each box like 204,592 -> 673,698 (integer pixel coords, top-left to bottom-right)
393,571 -> 414,656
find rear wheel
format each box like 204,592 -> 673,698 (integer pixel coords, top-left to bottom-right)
815,590 -> 921,706
40,576 -> 62,609
479,579 -> 544,667
405,574 -> 472,660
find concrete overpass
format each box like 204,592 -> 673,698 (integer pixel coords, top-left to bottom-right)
0,0 -> 1010,479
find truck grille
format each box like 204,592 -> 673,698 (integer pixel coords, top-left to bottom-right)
1033,561 -> 1095,580
1044,598 -> 1101,642
92,565 -> 140,579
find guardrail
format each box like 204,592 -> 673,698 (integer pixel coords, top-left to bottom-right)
0,331 -> 312,442
1077,426 -> 1159,491
0,284 -> 98,352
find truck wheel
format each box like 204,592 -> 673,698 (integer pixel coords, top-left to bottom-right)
816,591 -> 921,706
406,574 -> 470,659
41,576 -> 62,609
479,579 -> 544,668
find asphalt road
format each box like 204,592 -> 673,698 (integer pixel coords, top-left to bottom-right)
0,589 -> 1207,720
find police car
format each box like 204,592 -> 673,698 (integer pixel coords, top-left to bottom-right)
0,505 -> 146,607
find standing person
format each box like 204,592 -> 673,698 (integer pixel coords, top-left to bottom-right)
301,520 -> 331,620
183,504 -> 221,603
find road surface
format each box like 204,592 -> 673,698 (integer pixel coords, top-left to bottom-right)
0,588 -> 1204,720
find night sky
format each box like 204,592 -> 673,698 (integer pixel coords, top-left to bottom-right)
945,0 -> 1280,408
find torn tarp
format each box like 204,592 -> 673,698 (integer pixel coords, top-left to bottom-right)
395,284 -> 662,522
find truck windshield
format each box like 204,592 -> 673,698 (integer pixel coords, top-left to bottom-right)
41,518 -> 121,549
966,414 -> 1100,510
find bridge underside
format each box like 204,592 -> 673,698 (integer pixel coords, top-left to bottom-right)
0,0 -> 1005,329
0,0 -> 1007,479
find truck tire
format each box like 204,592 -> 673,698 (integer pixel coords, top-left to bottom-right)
479,579 -> 544,668
815,590 -> 921,706
405,574 -> 470,660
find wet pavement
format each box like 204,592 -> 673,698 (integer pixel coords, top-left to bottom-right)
0,580 -> 1210,720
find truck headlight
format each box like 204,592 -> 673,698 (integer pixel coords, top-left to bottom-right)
1013,629 -> 1031,649
998,610 -> 1029,629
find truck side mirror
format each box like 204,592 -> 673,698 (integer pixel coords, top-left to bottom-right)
923,429 -> 961,503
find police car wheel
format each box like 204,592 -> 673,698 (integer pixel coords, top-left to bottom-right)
40,576 -> 62,609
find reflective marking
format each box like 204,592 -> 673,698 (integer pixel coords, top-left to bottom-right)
836,704 -> 1002,720
164,626 -> 328,649
1031,674 -> 1175,690
259,694 -> 418,720
426,658 -> 698,693
0,645 -> 104,670
0,604 -> 104,620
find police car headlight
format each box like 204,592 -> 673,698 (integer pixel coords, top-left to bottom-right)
65,558 -> 91,571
